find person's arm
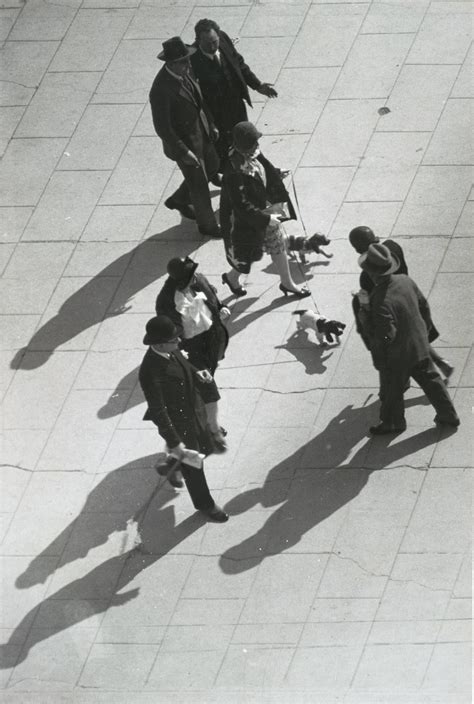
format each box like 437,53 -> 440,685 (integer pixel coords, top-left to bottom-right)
150,85 -> 197,163
227,172 -> 271,229
370,300 -> 397,370
141,371 -> 182,448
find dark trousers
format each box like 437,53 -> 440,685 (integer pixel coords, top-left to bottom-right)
181,462 -> 214,511
171,139 -> 219,232
379,357 -> 459,427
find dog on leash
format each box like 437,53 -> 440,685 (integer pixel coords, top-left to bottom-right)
287,232 -> 333,264
293,309 -> 346,345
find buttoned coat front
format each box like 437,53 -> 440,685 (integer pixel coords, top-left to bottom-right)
149,66 -> 215,162
139,348 -> 213,454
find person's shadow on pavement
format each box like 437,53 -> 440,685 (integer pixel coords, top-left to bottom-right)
219,395 -> 442,574
1,455 -> 206,668
10,228 -> 196,371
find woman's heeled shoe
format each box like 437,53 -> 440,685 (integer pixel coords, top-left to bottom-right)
279,283 -> 311,298
222,273 -> 247,298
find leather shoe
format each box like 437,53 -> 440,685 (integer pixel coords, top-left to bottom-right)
164,197 -> 196,221
209,428 -> 227,454
167,469 -> 184,488
201,505 -> 229,522
199,225 -> 222,239
434,415 -> 460,427
370,423 -> 406,435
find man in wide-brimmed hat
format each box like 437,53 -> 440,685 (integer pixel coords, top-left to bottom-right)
139,315 -> 228,521
155,256 -> 230,452
149,36 -> 221,238
359,243 -> 459,434
349,225 -> 454,381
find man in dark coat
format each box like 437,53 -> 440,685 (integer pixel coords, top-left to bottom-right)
359,244 -> 460,434
139,315 -> 228,521
349,225 -> 454,380
149,36 -> 221,238
191,19 -> 277,173
155,256 -> 229,451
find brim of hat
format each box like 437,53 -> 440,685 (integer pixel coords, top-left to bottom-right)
143,324 -> 183,345
358,251 -> 400,276
157,45 -> 196,61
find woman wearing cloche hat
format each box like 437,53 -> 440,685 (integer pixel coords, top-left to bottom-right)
219,121 -> 310,299
155,256 -> 230,452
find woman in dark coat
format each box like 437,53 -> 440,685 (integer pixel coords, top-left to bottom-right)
219,121 -> 310,298
155,256 -> 229,451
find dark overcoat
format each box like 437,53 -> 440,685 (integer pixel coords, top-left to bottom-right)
190,30 -> 261,111
149,66 -> 215,162
155,272 -> 229,364
367,274 -> 434,372
220,151 -> 296,273
139,348 -> 213,454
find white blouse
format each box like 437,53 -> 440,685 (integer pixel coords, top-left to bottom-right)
174,289 -> 213,339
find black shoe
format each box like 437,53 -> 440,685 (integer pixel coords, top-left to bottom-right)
201,505 -> 229,522
222,273 -> 247,297
209,428 -> 228,454
167,469 -> 184,488
164,197 -> 196,221
370,423 -> 406,435
279,283 -> 311,298
199,225 -> 222,239
434,415 -> 460,427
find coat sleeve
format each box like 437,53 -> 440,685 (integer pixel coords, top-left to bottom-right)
414,280 -> 435,337
226,172 -> 271,229
221,31 -> 261,90
139,366 -> 182,448
150,84 -> 189,161
369,299 -> 397,370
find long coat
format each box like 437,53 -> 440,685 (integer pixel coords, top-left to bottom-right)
367,274 -> 434,372
139,348 -> 213,454
149,66 -> 215,162
155,272 -> 229,366
191,30 -> 261,112
220,151 -> 296,273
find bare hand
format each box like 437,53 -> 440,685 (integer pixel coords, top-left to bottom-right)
211,126 -> 219,142
219,307 -> 230,320
182,150 -> 200,167
169,442 -> 186,459
196,369 -> 213,384
258,83 -> 278,98
269,213 -> 282,228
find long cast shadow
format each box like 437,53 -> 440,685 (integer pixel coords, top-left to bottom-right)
1,454 -> 206,668
10,227 -> 194,371
220,395 -> 443,574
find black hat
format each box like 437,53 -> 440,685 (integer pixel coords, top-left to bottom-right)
358,243 -> 399,277
233,121 -> 262,151
167,256 -> 198,288
158,36 -> 196,62
349,226 -> 379,253
143,316 -> 182,345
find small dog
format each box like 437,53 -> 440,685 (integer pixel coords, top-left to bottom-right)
293,309 -> 346,344
287,232 -> 333,264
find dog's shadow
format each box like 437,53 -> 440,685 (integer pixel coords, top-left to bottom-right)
275,330 -> 334,374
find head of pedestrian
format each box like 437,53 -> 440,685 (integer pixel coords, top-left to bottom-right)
158,36 -> 195,76
349,226 -> 379,255
358,243 -> 399,283
195,18 -> 220,55
232,121 -> 262,159
167,256 -> 199,291
143,315 -> 182,352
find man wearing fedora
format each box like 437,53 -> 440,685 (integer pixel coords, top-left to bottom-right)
149,36 -> 221,238
359,243 -> 460,435
155,256 -> 229,452
139,315 -> 229,522
349,225 -> 454,380
191,19 -> 277,176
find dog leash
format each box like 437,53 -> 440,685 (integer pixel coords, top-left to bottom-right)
286,170 -> 321,315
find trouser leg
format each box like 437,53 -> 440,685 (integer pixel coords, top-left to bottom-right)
180,462 -> 214,511
378,367 -> 407,427
411,357 -> 459,422
176,161 -> 218,233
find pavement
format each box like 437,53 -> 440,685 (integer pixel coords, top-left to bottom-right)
0,0 -> 472,702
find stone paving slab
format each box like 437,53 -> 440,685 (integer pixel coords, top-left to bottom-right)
0,0 -> 472,702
